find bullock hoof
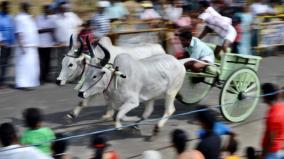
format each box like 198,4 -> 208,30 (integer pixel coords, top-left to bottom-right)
116,127 -> 123,131
136,117 -> 145,124
121,116 -> 141,122
131,125 -> 140,130
65,113 -> 75,123
78,101 -> 86,107
101,114 -> 113,121
128,125 -> 141,135
153,125 -> 160,136
144,135 -> 156,142
115,122 -> 123,130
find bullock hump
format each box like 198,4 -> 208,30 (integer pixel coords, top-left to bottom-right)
114,54 -> 182,73
98,37 -> 113,46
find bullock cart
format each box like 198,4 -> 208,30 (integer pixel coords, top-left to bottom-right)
177,53 -> 262,123
107,25 -> 262,123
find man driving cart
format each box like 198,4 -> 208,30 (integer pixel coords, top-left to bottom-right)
176,28 -> 215,73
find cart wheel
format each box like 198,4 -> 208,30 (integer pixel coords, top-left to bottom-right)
177,73 -> 215,104
220,67 -> 260,122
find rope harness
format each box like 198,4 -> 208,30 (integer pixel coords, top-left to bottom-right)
81,63 -> 125,94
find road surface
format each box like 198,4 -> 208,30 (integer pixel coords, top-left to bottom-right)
0,55 -> 284,159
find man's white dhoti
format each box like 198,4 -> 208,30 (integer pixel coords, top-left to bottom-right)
15,47 -> 40,88
14,12 -> 40,88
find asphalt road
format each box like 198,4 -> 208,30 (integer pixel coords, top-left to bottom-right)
0,55 -> 284,159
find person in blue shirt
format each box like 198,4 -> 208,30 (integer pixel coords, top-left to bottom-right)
197,121 -> 231,139
195,106 -> 221,159
176,28 -> 215,73
194,106 -> 235,140
0,1 -> 15,89
105,0 -> 128,22
91,1 -> 111,38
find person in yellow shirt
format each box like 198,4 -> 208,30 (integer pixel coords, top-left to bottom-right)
224,137 -> 240,159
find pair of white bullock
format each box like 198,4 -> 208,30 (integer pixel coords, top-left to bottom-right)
57,36 -> 186,133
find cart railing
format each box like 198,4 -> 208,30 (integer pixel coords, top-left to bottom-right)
219,53 -> 262,81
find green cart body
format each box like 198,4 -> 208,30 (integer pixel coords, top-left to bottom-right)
177,53 -> 262,122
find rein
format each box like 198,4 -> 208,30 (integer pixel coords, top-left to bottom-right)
65,54 -> 78,58
81,63 -> 114,93
87,63 -> 103,69
87,63 -> 113,69
82,73 -> 105,93
79,59 -> 87,78
103,70 -> 116,93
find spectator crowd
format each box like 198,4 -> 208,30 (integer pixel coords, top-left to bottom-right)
0,82 -> 284,159
1,0 -> 284,90
0,1 -> 82,90
1,0 -> 284,158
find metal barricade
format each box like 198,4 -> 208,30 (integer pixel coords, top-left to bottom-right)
253,15 -> 284,54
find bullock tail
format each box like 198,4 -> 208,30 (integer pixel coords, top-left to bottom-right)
178,58 -> 220,75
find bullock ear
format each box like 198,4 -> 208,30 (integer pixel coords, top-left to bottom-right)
86,36 -> 94,58
98,43 -> 110,66
69,34 -> 73,51
76,37 -> 84,57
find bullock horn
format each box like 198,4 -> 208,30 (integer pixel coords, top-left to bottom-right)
68,34 -> 73,51
86,36 -> 94,58
98,43 -> 110,66
76,37 -> 84,57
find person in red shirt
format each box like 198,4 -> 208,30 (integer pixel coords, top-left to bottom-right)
232,16 -> 242,54
261,83 -> 284,159
90,135 -> 119,159
78,20 -> 96,53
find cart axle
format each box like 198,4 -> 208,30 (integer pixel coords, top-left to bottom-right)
238,92 -> 246,100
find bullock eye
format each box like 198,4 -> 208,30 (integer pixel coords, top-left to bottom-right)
68,64 -> 73,67
93,75 -> 97,79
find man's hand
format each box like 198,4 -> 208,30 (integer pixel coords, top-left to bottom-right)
184,60 -> 209,73
184,60 -> 195,69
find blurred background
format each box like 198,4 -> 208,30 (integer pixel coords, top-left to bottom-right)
1,0 -> 284,89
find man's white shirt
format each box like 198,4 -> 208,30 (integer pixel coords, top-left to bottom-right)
52,12 -> 82,45
14,13 -> 39,47
36,14 -> 56,47
0,145 -> 53,159
198,7 -> 232,39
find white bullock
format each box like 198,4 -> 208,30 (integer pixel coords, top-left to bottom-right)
59,36 -> 166,120
78,45 -> 186,132
56,35 -> 85,85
